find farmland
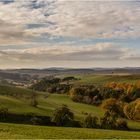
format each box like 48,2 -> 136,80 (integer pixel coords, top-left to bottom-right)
0,123 -> 140,139
0,85 -> 140,131
0,73 -> 140,139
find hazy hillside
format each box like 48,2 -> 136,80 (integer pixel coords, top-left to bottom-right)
1,68 -> 140,86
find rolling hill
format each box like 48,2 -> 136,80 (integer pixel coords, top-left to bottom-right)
0,84 -> 140,132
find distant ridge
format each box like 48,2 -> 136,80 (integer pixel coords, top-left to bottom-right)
0,67 -> 140,76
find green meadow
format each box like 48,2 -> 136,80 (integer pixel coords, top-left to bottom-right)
57,73 -> 140,85
0,123 -> 140,139
0,85 -> 140,131
0,73 -> 140,139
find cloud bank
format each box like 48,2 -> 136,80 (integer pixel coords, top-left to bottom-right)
0,0 -> 140,68
0,42 -> 140,68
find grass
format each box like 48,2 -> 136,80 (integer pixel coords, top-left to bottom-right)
0,82 -> 140,139
44,94 -> 103,119
0,123 -> 140,139
0,93 -> 104,119
0,95 -> 50,115
0,84 -> 103,118
0,84 -> 33,96
57,73 -> 140,85
0,93 -> 139,131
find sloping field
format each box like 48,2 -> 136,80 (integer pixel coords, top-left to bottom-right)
0,85 -> 139,131
0,123 -> 140,139
57,74 -> 140,85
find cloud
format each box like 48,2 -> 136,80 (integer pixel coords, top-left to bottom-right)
0,0 -> 140,40
0,0 -> 139,68
0,42 -> 139,61
24,0 -> 140,39
0,0 -> 54,45
0,42 -> 139,68
0,19 -> 35,45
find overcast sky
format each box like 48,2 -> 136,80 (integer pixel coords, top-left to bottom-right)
0,0 -> 140,68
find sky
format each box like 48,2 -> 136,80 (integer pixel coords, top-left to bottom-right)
0,0 -> 140,69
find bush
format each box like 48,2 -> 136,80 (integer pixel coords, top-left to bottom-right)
30,116 -> 42,125
100,110 -> 117,129
116,118 -> 128,130
100,110 -> 128,130
0,112 -> 51,126
71,95 -> 83,102
0,107 -> 8,120
30,91 -> 38,107
31,77 -> 61,92
52,105 -> 74,126
83,114 -> 99,128
102,98 -> 125,117
83,96 -> 93,104
92,95 -> 102,105
69,87 -> 86,97
0,107 -> 8,114
124,99 -> 140,121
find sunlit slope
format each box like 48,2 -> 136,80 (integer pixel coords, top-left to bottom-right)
57,74 -> 140,85
0,123 -> 140,139
0,85 -> 103,117
0,85 -> 139,130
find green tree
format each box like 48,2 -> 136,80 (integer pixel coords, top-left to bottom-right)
83,114 -> 99,128
52,105 -> 74,126
0,107 -> 8,121
30,90 -> 38,107
100,110 -> 117,129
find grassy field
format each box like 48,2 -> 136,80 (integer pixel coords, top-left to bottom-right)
57,73 -> 140,85
0,123 -> 140,139
0,91 -> 104,118
0,87 -> 139,131
0,81 -> 140,139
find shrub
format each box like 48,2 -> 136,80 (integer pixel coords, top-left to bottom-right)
52,105 -> 74,126
0,107 -> 8,114
102,98 -> 125,117
0,107 -> 8,120
30,116 -> 42,125
71,95 -> 83,102
83,114 -> 99,128
62,76 -> 78,82
100,110 -> 128,130
30,91 -> 38,107
69,87 -> 85,97
124,99 -> 140,121
31,77 -> 61,92
83,96 -> 92,104
116,118 -> 128,130
92,95 -> 102,105
0,113 -> 51,126
100,110 -> 117,129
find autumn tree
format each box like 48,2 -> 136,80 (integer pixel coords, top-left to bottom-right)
124,99 -> 140,121
102,98 -> 125,117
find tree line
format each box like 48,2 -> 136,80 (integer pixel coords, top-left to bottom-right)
31,77 -> 140,122
69,82 -> 140,121
0,104 -> 128,130
30,76 -> 78,94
